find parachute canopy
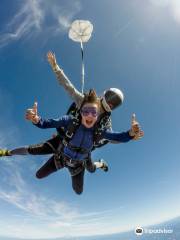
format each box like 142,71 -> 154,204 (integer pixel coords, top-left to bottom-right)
69,20 -> 93,43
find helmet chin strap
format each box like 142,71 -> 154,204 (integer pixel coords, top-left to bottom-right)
101,97 -> 112,113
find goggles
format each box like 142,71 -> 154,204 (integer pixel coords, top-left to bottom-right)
81,107 -> 98,117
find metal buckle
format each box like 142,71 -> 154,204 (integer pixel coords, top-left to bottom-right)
65,158 -> 75,168
62,139 -> 68,146
66,131 -> 73,138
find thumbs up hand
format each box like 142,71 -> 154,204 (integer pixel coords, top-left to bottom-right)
129,113 -> 144,140
25,102 -> 40,124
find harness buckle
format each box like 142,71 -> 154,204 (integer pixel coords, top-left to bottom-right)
62,139 -> 68,146
66,131 -> 73,138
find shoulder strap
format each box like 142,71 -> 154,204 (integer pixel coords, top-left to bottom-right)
63,95 -> 86,145
62,115 -> 81,147
66,102 -> 79,116
93,112 -> 112,149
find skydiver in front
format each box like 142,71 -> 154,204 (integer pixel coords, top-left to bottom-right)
0,90 -> 143,194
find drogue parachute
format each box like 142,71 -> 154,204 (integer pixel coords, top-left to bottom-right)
69,20 -> 93,43
69,20 -> 93,93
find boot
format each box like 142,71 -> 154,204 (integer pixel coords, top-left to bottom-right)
99,159 -> 108,172
0,149 -> 11,157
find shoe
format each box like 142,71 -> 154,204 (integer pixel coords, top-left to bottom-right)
0,149 -> 11,157
99,159 -> 108,172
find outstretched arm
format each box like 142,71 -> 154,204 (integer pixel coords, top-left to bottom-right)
47,51 -> 84,109
103,130 -> 133,143
34,117 -> 69,129
25,102 -> 70,129
102,114 -> 144,143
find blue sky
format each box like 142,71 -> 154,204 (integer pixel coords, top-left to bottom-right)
0,0 -> 180,239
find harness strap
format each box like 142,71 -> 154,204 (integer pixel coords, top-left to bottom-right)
67,144 -> 90,154
62,118 -> 81,147
54,153 -> 64,170
63,155 -> 84,168
53,153 -> 85,176
45,142 -> 58,154
70,166 -> 84,177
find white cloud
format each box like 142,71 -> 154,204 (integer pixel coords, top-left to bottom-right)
150,0 -> 180,24
0,153 -> 127,239
0,115 -> 126,239
52,1 -> 82,32
170,0 -> 180,23
0,166 -> 127,239
0,0 -> 44,48
0,177 -> 127,239
149,0 -> 170,7
28,0 -> 44,29
0,0 -> 82,49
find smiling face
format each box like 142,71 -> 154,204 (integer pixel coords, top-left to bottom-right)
81,103 -> 99,128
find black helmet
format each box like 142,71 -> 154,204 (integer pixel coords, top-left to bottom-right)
101,88 -> 124,112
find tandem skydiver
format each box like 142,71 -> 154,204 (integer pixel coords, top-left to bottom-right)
0,51 -> 143,194
0,51 -> 126,165
0,90 -> 143,194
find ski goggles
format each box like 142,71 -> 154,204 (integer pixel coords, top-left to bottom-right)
81,107 -> 98,117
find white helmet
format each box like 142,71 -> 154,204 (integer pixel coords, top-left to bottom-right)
101,88 -> 124,112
